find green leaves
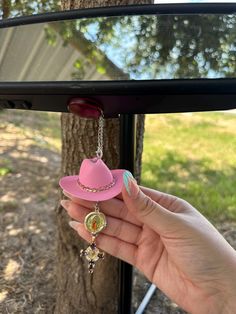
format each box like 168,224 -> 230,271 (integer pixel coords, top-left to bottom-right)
1,2 -> 236,80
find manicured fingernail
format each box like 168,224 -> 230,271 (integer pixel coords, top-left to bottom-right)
63,190 -> 72,198
129,179 -> 139,198
123,171 -> 137,196
61,200 -> 70,209
123,171 -> 133,195
69,220 -> 80,230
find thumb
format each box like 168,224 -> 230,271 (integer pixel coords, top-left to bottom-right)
122,171 -> 177,234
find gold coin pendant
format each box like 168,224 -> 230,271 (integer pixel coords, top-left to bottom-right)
84,212 -> 107,234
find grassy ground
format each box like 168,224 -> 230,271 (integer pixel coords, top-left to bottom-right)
142,112 -> 236,223
2,109 -> 235,223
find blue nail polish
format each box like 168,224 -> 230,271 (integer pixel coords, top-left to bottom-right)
123,171 -> 134,195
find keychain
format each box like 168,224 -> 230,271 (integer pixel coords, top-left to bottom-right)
59,112 -> 125,273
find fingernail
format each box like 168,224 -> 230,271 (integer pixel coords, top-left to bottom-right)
61,199 -> 70,209
123,171 -> 133,195
130,179 -> 139,198
123,171 -> 138,196
63,190 -> 72,198
69,220 -> 80,230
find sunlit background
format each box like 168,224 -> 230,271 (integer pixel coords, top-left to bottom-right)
1,1 -> 236,313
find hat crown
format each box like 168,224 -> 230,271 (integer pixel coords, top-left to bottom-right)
79,158 -> 113,189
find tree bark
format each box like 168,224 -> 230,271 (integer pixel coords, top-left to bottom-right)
1,0 -> 11,18
55,1 -> 149,313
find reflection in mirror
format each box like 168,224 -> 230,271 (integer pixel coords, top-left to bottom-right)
0,0 -> 61,19
0,13 -> 236,81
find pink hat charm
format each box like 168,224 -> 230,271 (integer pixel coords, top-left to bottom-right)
59,157 -> 125,201
59,113 -> 127,273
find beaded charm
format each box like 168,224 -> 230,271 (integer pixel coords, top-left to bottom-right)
80,202 -> 106,273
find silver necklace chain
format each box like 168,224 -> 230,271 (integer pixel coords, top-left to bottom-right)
96,114 -> 104,159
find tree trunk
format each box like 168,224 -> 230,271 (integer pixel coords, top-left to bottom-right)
1,0 -> 11,18
55,1 -> 149,313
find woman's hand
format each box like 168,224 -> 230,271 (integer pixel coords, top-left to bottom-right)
61,172 -> 236,314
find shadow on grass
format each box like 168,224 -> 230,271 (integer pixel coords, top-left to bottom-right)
142,151 -> 236,222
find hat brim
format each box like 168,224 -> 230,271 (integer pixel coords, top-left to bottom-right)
59,169 -> 126,201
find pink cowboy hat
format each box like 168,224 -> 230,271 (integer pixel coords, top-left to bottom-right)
59,157 -> 125,201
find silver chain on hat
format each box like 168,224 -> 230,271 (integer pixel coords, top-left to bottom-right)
80,112 -> 106,274
95,113 -> 104,159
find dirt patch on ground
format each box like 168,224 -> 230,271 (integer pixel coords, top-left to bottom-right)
0,110 -> 60,313
0,110 -> 236,314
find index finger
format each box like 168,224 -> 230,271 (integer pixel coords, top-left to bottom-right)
62,190 -> 142,226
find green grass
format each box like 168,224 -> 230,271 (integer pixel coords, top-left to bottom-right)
2,109 -> 236,222
0,167 -> 11,176
142,112 -> 236,223
0,159 -> 13,176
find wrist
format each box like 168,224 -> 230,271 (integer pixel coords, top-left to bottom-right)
219,295 -> 236,314
214,253 -> 236,314
222,286 -> 236,314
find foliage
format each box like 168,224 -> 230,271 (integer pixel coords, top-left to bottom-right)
1,1 -> 236,79
75,14 -> 236,79
0,0 -> 61,18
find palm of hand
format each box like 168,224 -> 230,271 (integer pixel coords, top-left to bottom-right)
133,221 -> 206,312
132,197 -> 228,312
63,188 -> 233,314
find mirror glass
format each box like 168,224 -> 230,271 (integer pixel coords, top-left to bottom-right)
0,13 -> 236,81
